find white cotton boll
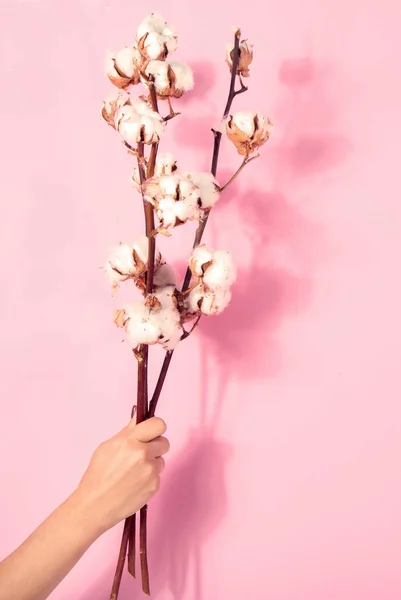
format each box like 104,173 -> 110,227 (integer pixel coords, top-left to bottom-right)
185,286 -> 204,314
155,286 -> 182,350
105,243 -> 136,284
140,115 -> 164,144
162,24 -> 176,38
158,174 -> 180,196
114,47 -> 141,78
145,60 -> 170,91
115,105 -> 141,143
132,235 -> 149,264
142,32 -> 168,60
137,13 -> 167,38
132,235 -> 162,269
169,61 -> 194,92
226,111 -> 273,155
125,303 -> 161,346
124,285 -> 181,350
101,91 -> 130,128
177,178 -> 199,201
105,49 -> 140,88
189,245 -> 214,277
156,196 -> 178,228
145,61 -> 192,98
105,261 -> 125,287
157,311 -> 182,349
115,102 -> 165,146
203,250 -> 236,291
174,200 -> 198,223
131,99 -> 154,118
155,153 -> 177,176
201,288 -> 232,315
185,172 -> 220,209
118,117 -> 142,146
153,263 -> 177,287
231,111 -> 256,136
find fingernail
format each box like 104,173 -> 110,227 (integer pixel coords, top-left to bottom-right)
131,405 -> 137,419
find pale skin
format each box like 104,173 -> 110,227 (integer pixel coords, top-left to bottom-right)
0,416 -> 170,600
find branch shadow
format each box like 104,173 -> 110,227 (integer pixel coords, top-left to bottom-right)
174,55 -> 351,432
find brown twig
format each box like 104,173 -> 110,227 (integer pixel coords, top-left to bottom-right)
219,153 -> 260,192
109,518 -> 131,600
139,504 -> 150,595
112,129 -> 159,598
181,314 -> 202,340
163,111 -> 181,122
149,29 -> 245,417
127,514 -> 136,577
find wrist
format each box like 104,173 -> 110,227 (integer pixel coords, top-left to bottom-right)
64,489 -> 108,542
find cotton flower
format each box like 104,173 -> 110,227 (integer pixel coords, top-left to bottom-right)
136,15 -> 177,61
144,174 -> 202,233
189,245 -> 214,278
202,250 -> 237,291
105,47 -> 141,88
186,286 -> 232,316
184,172 -> 220,209
137,13 -> 173,39
145,61 -> 194,98
115,99 -> 165,146
185,246 -> 236,317
132,152 -> 177,192
124,285 -> 182,350
225,111 -> 273,155
155,153 -> 178,176
105,236 -> 161,291
189,246 -> 236,291
101,91 -> 130,128
226,40 -> 253,77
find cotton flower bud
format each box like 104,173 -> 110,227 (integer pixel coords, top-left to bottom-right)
115,100 -> 165,146
124,285 -> 182,350
226,111 -> 273,155
105,47 -> 141,88
145,61 -> 194,98
226,40 -> 253,77
101,91 -> 130,128
184,172 -> 220,209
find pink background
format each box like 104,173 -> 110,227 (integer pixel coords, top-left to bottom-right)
1,0 -> 401,598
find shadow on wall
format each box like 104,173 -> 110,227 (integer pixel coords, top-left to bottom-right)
191,56 -> 351,434
78,431 -> 230,600
77,57 -> 350,600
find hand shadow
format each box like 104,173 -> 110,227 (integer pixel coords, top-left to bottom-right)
77,430 -> 231,600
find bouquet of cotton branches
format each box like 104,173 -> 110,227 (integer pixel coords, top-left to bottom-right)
102,13 -> 272,598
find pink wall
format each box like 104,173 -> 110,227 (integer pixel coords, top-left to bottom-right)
1,0 -> 401,598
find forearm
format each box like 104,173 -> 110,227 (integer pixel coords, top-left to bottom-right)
0,491 -> 103,600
